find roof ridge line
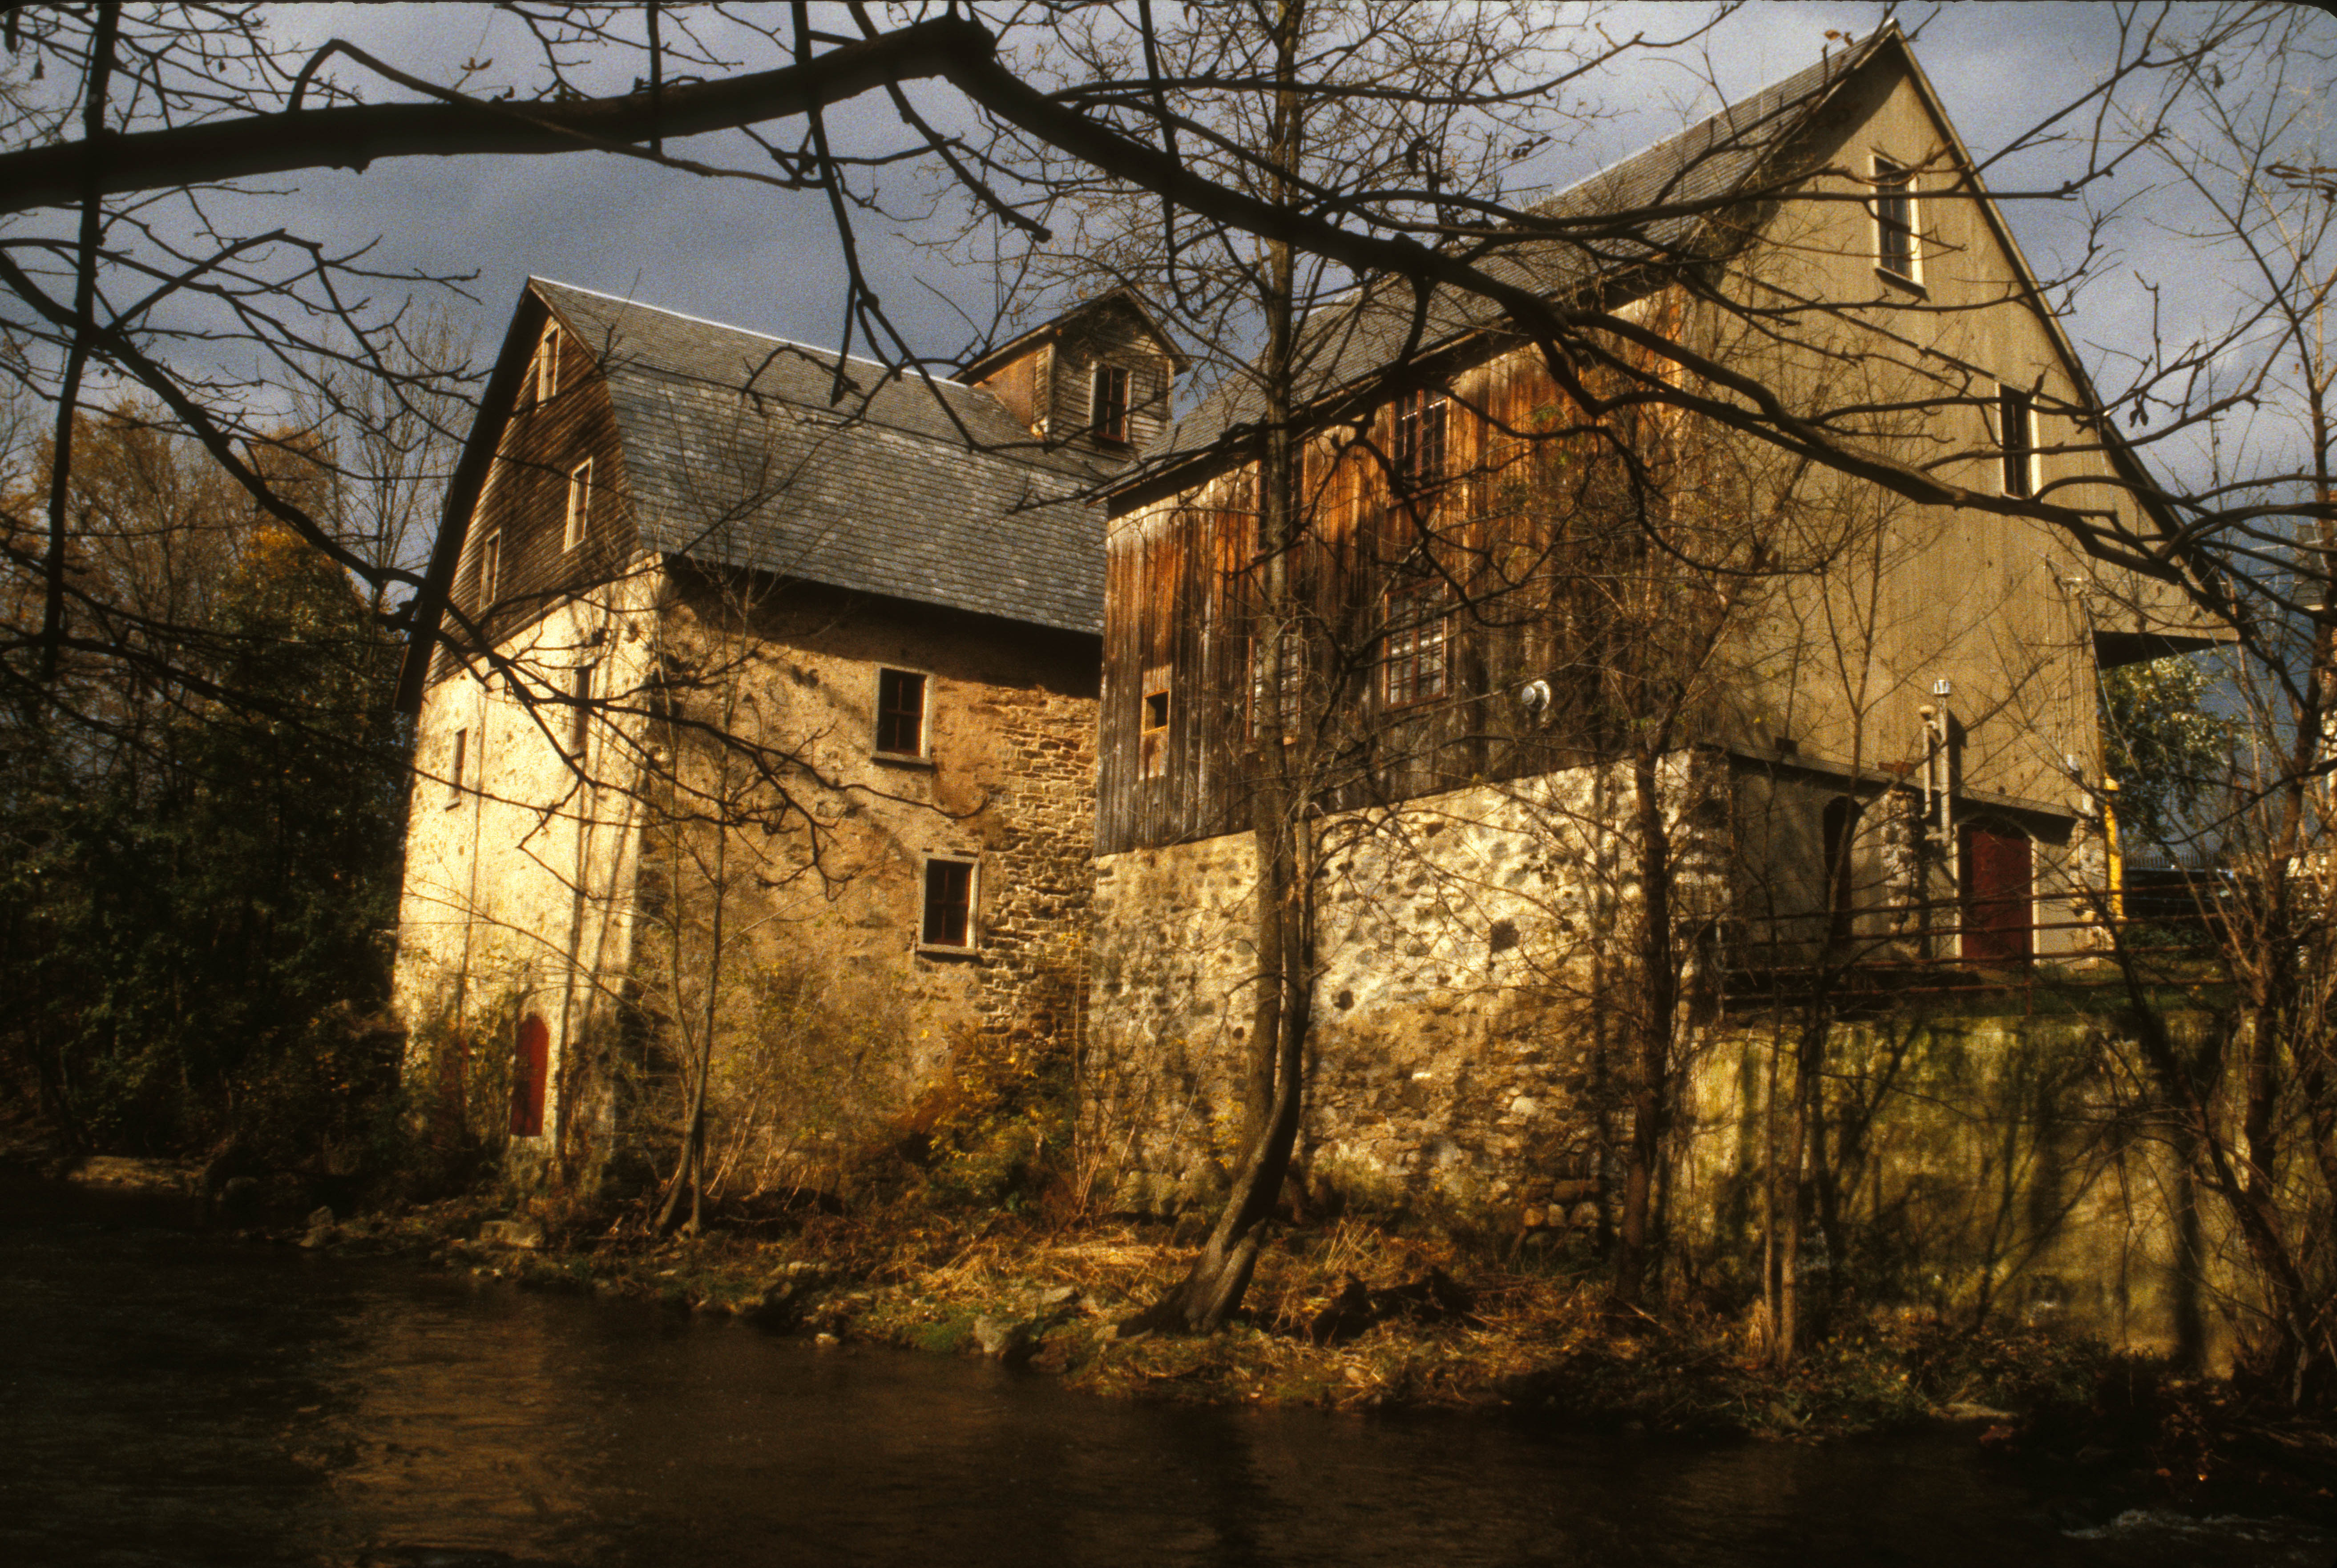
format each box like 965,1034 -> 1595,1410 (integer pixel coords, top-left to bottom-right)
618,355 -> 1109,481
529,276 -> 972,387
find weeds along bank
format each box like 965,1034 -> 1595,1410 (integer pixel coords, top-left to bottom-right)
305,1194 -> 2328,1526
1675,1006 -> 2241,1368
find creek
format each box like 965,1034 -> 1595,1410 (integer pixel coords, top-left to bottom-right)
2,1186 -> 2328,1568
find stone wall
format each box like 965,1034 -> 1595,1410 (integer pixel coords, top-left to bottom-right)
601,573 -> 1100,1194
392,564 -> 1101,1197
390,563 -> 659,1181
1085,756 -> 1726,1213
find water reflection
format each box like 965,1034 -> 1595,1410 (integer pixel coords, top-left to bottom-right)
1,1200 -> 2327,1568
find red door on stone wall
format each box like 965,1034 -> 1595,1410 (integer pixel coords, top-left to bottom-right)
511,1015 -> 550,1137
1960,822 -> 2033,965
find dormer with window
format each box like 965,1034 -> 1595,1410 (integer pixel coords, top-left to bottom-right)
962,290 -> 1188,455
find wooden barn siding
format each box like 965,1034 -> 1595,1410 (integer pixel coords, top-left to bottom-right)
973,347 -> 1042,434
433,312 -> 639,685
1099,345 -> 1607,856
1054,303 -> 1175,451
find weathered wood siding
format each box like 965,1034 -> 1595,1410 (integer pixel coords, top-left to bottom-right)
1052,298 -> 1175,451
433,301 -> 640,682
1098,350 -> 1625,857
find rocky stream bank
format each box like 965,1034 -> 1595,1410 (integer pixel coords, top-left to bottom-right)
35,1153 -> 2337,1533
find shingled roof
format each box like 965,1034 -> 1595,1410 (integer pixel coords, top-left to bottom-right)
1154,28 -> 1894,469
533,279 -> 1114,637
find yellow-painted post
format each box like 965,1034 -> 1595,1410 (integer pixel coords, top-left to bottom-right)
2103,778 -> 2126,927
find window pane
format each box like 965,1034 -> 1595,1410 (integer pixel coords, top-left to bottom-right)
1875,161 -> 1915,277
1999,387 -> 2034,497
922,859 -> 973,947
877,668 -> 926,754
1384,579 -> 1451,705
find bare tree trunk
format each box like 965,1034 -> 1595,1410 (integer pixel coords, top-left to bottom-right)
1613,745 -> 1676,1309
1128,0 -> 1308,1334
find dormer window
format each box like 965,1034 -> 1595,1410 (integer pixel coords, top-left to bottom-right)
564,458 -> 593,551
1873,156 -> 1919,284
1093,364 -> 1131,444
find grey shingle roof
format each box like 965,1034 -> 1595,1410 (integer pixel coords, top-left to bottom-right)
533,279 -> 1113,636
1157,30 -> 1890,466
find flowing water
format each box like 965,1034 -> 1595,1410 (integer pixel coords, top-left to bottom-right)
3,1186 -> 2329,1568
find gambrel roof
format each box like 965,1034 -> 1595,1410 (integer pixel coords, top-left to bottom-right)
530,280 -> 1114,637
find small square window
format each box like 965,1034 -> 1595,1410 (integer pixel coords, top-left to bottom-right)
920,855 -> 977,950
564,458 -> 593,552
1873,156 -> 1919,282
1138,668 -> 1172,781
446,728 -> 467,807
1093,364 -> 1131,444
477,528 -> 502,605
1998,385 -> 2035,498
1383,576 -> 1452,707
876,667 -> 928,757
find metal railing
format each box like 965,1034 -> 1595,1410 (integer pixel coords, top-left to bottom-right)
1717,887 -> 2225,1015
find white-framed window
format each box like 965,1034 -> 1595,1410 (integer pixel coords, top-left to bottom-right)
1997,384 -> 2036,498
874,666 -> 931,759
1872,155 -> 1919,284
534,324 -> 561,405
1394,388 -> 1449,490
564,457 -> 593,551
1092,363 -> 1131,444
1382,575 -> 1453,707
445,728 -> 468,808
1249,623 -> 1305,742
477,528 -> 502,605
919,853 -> 979,951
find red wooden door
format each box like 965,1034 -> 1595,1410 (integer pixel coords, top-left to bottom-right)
511,1015 -> 550,1137
1961,823 -> 2033,964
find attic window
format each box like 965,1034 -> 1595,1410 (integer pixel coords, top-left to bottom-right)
1999,385 -> 2036,498
1873,157 -> 1919,283
875,667 -> 929,758
534,325 -> 561,404
920,855 -> 978,951
564,458 -> 593,551
1093,364 -> 1131,444
477,528 -> 502,605
1394,389 -> 1448,489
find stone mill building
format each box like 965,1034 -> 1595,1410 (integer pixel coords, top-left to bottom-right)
389,279 -> 1179,1190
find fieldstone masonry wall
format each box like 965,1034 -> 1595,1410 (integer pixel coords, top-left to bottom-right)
1085,756 -> 1727,1214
